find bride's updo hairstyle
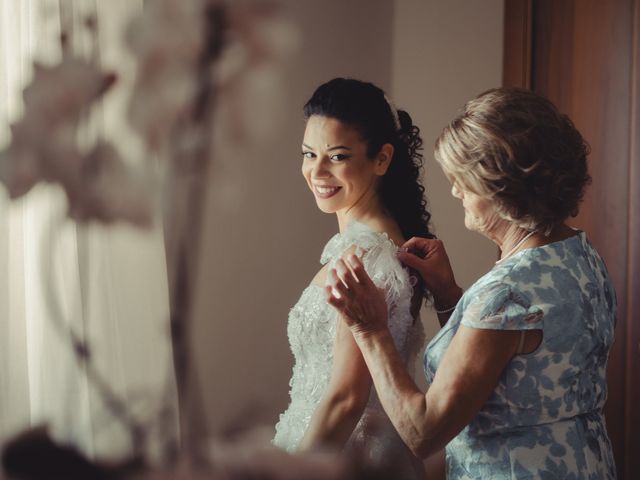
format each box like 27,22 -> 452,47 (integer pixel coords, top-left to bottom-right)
303,78 -> 434,241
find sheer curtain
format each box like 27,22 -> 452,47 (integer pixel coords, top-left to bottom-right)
0,0 -> 176,460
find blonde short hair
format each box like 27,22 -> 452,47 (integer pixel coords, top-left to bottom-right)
435,88 -> 591,235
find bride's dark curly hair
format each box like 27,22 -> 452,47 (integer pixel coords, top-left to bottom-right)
303,78 -> 434,241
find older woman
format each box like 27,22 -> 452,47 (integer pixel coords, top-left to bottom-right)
326,88 -> 617,479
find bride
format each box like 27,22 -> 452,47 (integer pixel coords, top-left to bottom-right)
272,78 -> 433,478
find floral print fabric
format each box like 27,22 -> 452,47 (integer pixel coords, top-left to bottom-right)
424,231 -> 617,479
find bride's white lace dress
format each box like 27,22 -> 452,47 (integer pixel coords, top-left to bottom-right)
273,222 -> 425,478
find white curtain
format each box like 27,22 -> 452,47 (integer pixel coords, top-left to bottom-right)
0,0 -> 177,460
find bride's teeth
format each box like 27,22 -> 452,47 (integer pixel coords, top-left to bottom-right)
316,186 -> 339,194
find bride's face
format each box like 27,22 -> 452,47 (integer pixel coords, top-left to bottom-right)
301,115 -> 389,215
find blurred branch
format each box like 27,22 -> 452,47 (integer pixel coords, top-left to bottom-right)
163,2 -> 227,463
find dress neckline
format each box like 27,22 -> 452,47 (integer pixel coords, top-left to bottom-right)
493,229 -> 585,266
321,220 -> 400,266
334,219 -> 403,248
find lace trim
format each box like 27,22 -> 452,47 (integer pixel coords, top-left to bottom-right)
320,220 -> 414,349
321,220 -> 398,263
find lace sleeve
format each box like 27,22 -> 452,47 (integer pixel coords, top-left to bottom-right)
321,222 -> 416,351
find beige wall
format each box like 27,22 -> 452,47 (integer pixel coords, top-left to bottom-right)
190,0 -> 503,436
391,0 -> 503,340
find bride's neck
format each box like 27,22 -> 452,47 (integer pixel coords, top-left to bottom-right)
337,209 -> 384,234
337,206 -> 406,247
336,194 -> 387,234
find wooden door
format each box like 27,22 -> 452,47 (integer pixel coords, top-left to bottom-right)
504,1 -> 640,478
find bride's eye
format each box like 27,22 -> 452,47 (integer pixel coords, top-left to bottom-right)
302,151 -> 315,159
330,154 -> 350,162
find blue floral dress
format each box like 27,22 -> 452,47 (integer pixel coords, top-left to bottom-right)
424,231 -> 617,479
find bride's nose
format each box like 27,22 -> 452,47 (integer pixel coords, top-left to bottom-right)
312,157 -> 332,178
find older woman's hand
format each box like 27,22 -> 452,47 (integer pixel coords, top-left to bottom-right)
398,237 -> 463,311
325,255 -> 389,338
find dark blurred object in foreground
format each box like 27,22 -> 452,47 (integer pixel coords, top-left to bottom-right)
1,426 -> 141,480
1,425 -> 400,480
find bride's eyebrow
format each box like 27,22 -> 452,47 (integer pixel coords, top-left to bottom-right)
301,143 -> 352,151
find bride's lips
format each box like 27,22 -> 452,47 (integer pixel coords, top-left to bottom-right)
313,184 -> 342,199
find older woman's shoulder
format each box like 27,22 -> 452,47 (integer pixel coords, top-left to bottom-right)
460,278 -> 544,331
462,259 -> 543,312
480,232 -> 589,287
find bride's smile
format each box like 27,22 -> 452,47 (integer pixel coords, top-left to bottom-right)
312,184 -> 342,198
301,115 -> 391,222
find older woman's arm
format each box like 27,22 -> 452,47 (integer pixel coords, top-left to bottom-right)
356,322 -> 520,457
326,256 -> 522,458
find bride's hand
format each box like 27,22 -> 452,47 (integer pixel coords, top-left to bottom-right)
325,254 -> 389,338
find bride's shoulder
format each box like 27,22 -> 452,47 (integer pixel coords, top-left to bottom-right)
320,221 -> 399,265
322,221 -> 415,310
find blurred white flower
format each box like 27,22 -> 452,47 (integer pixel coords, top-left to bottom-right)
0,135 -> 42,198
0,58 -> 115,195
21,60 -> 116,130
124,0 -> 298,152
67,142 -> 152,226
213,3 -> 298,144
0,57 -> 151,226
227,3 -> 298,65
126,0 -> 206,150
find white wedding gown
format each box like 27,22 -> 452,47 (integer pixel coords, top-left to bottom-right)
273,221 -> 425,479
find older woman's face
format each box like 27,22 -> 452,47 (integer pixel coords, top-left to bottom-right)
451,181 -> 501,236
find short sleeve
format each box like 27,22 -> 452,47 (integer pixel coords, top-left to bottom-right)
361,243 -> 415,353
321,222 -> 412,310
320,221 -> 415,350
461,282 -> 544,331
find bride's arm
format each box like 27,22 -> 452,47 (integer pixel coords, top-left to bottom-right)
298,317 -> 372,451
